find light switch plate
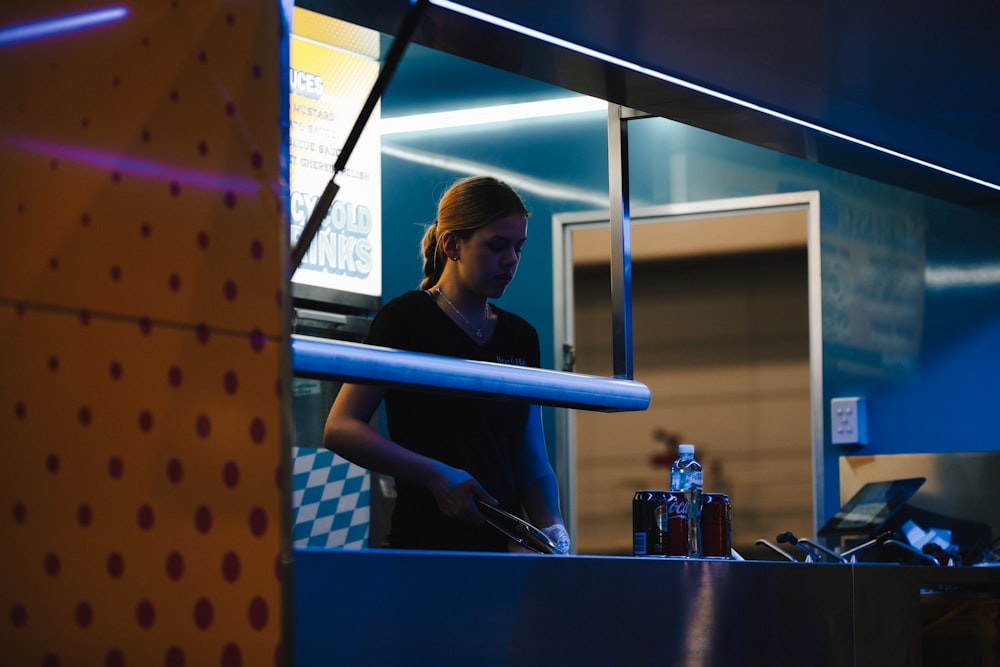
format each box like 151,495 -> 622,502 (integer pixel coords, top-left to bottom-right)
831,396 -> 867,446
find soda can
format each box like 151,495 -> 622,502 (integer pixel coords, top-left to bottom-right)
665,491 -> 689,557
632,490 -> 668,556
701,492 -> 732,558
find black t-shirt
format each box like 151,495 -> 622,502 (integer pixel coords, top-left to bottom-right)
365,289 -> 541,551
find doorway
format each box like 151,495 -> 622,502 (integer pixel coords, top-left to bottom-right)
553,193 -> 823,555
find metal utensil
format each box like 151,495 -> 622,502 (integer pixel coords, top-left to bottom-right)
478,501 -> 558,554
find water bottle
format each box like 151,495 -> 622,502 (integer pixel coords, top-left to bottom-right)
670,443 -> 703,557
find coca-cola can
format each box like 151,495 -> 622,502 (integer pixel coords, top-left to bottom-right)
702,492 -> 732,558
632,490 -> 668,556
665,491 -> 689,557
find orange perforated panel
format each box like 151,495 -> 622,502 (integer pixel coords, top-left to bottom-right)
0,1 -> 287,664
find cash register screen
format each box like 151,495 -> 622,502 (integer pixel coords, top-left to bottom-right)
818,477 -> 926,537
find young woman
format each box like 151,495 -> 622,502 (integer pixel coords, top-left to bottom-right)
324,176 -> 569,553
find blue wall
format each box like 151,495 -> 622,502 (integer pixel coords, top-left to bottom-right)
380,61 -> 1000,523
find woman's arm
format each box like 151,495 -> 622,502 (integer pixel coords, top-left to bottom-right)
323,383 -> 495,523
515,404 -> 568,549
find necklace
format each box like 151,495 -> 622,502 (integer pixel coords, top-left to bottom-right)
433,287 -> 489,338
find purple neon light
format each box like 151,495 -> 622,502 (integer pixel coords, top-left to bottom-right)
0,6 -> 129,47
8,136 -> 262,194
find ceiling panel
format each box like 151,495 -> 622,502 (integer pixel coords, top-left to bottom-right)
298,0 -> 1000,215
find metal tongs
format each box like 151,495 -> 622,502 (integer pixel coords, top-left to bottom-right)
477,501 -> 558,554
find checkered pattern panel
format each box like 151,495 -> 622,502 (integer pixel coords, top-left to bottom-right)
292,447 -> 370,549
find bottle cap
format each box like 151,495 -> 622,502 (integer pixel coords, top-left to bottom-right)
678,443 -> 695,455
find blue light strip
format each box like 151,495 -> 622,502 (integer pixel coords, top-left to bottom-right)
292,335 -> 651,412
429,0 -> 1000,194
6,136 -> 261,193
0,6 -> 128,47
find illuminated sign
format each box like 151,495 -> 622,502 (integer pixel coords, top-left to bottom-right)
289,9 -> 381,299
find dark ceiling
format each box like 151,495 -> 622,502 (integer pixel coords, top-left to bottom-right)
299,0 -> 1000,215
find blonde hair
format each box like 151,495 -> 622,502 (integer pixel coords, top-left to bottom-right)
419,176 -> 528,290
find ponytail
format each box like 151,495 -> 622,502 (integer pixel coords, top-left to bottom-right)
419,221 -> 446,290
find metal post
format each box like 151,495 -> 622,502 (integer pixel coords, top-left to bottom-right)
607,103 -> 635,379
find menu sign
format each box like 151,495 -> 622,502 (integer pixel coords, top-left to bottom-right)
822,201 -> 925,379
289,9 -> 381,299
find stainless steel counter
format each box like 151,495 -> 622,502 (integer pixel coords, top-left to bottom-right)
293,549 -> 999,666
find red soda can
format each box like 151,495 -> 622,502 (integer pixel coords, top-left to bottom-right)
632,490 -> 668,555
701,492 -> 732,558
665,491 -> 689,556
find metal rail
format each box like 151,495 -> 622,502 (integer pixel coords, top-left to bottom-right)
292,335 -> 651,412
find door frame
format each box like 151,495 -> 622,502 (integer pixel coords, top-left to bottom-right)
551,191 -> 824,546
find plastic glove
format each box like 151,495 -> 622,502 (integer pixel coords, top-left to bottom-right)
542,524 -> 571,554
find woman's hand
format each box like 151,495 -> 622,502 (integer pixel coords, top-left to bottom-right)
506,523 -> 570,554
429,462 -> 497,525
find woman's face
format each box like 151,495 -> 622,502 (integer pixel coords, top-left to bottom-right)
455,213 -> 528,299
